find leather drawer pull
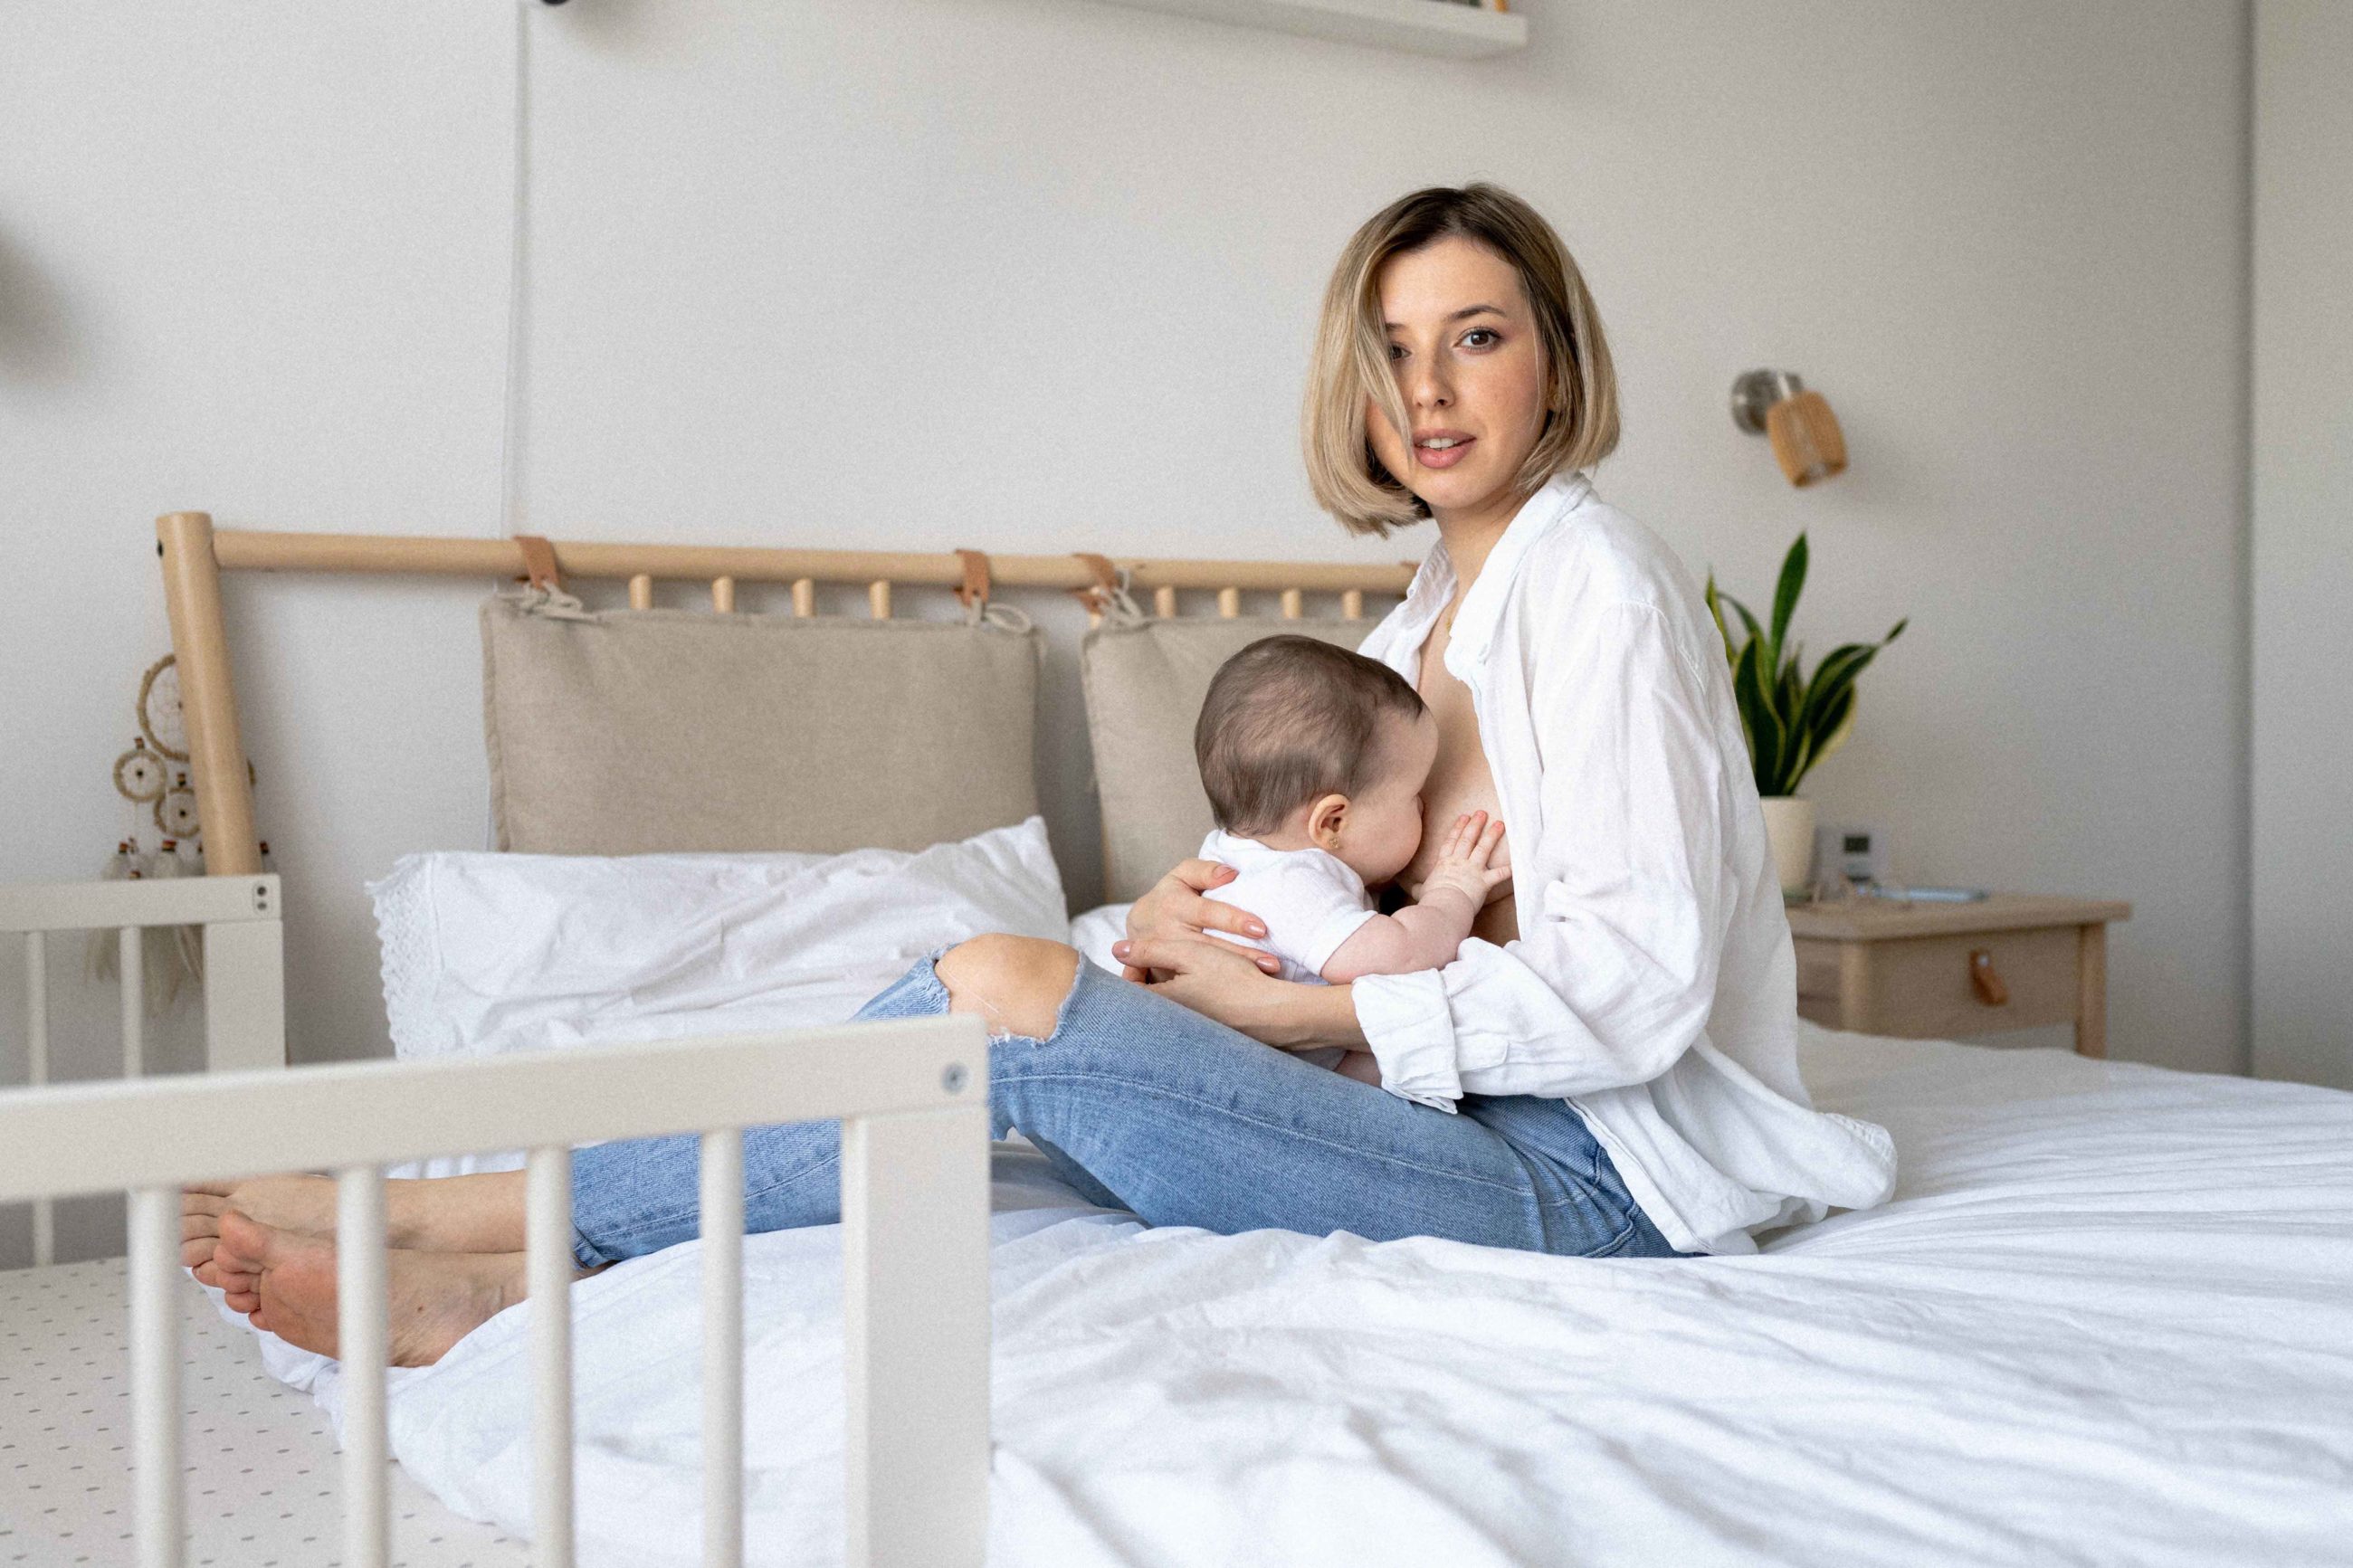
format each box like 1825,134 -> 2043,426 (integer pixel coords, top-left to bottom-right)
1969,949 -> 2009,1007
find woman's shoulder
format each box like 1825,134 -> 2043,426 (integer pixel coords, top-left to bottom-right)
1521,479 -> 1701,613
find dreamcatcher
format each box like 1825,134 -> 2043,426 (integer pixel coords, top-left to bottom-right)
89,653 -> 268,1012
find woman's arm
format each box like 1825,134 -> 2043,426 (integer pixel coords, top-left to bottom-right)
1114,929 -> 1367,1050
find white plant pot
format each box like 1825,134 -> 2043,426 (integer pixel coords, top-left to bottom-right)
1759,795 -> 1816,899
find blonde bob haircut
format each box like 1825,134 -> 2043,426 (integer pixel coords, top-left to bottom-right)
1304,183 -> 1620,537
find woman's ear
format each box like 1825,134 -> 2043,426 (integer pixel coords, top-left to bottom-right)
1309,794 -> 1349,853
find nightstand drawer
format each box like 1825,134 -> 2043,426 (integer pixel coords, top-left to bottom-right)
1786,892 -> 2128,1054
1796,926 -> 2082,1039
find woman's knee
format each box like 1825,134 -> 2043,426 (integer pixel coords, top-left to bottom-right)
937,935 -> 1081,1040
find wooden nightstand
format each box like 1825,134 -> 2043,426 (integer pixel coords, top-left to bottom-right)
1785,894 -> 2131,1056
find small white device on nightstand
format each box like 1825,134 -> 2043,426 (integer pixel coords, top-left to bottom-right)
1814,822 -> 1889,890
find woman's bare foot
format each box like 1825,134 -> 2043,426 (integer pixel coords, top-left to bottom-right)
183,1171 -> 529,1284
211,1211 -> 533,1367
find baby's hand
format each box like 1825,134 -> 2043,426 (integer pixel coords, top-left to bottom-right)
1416,811 -> 1509,908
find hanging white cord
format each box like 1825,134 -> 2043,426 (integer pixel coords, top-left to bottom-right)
486,0 -> 533,852
495,0 -> 531,545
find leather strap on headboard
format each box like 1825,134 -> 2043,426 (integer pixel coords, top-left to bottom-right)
953,548 -> 992,611
1071,552 -> 1119,615
512,534 -> 562,592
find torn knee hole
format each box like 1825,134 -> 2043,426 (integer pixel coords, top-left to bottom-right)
938,936 -> 1080,1040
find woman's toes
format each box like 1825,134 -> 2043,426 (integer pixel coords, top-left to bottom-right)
213,1211 -> 272,1289
181,1193 -> 226,1260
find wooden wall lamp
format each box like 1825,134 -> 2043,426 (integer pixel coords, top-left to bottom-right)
1732,369 -> 1847,487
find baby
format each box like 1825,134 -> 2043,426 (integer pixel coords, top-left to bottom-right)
1192,634 -> 1510,1085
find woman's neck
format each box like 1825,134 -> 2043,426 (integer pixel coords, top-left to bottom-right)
1431,490 -> 1520,596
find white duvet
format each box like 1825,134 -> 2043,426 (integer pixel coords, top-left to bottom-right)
300,1024 -> 2353,1567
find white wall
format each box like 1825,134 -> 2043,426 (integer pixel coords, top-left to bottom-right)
520,0 -> 2254,1078
0,5 -> 514,1261
1,1 -> 2252,1254
2251,0 -> 2352,1088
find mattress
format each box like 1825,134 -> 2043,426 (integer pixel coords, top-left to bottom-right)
0,1256 -> 528,1567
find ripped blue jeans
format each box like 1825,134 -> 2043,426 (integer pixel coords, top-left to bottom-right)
569,952 -> 1681,1268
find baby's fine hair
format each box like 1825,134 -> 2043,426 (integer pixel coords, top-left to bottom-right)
1195,634 -> 1425,836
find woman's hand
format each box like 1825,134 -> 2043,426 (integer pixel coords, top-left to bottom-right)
1118,928 -> 1365,1051
1114,858 -> 1281,984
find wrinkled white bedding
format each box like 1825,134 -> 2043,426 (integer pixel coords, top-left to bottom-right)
315,1025 -> 2353,1566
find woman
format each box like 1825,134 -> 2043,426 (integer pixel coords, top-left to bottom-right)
187,185 -> 1895,1367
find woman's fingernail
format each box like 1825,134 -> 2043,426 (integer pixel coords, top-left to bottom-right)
1247,922 -> 1268,937
1110,941 -> 1129,958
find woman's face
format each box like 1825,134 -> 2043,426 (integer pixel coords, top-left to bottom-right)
1364,235 -> 1550,527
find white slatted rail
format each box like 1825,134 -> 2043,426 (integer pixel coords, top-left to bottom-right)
0,1012 -> 992,1568
0,875 -> 284,1265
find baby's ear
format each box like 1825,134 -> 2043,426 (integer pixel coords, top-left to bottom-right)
1308,792 -> 1349,851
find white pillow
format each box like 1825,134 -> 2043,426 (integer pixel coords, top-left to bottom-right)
1068,902 -> 1133,976
231,821 -> 1069,1389
369,815 -> 1068,1067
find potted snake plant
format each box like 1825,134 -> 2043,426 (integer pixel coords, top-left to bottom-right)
1705,535 -> 1905,898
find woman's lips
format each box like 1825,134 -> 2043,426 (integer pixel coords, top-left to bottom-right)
1415,436 -> 1474,470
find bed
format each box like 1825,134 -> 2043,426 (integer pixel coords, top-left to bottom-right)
3,515 -> 2348,1566
410,1020 -> 2353,1568
12,1012 -> 2348,1567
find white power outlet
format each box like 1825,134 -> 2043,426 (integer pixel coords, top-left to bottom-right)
1814,822 -> 1889,889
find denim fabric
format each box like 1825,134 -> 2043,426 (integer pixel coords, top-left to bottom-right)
570,952 -> 1683,1268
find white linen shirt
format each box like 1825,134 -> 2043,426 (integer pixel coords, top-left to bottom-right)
1348,472 -> 1898,1254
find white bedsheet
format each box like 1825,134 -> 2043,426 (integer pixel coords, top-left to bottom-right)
324,1027 -> 2353,1566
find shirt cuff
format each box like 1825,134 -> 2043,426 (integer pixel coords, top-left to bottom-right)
1350,969 -> 1462,1112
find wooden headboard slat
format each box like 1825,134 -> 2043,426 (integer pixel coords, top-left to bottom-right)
205,527 -> 1415,596
157,511 -> 1415,880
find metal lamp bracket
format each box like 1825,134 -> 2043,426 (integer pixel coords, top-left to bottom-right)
1731,369 -> 1806,434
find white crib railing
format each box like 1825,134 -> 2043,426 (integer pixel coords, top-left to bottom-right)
0,874 -> 285,1267
0,1013 -> 993,1568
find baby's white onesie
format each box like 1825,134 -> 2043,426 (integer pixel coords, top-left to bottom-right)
1197,828 -> 1377,1071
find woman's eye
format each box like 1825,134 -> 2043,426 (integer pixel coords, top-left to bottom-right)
1387,342 -> 1408,361
1462,328 -> 1499,349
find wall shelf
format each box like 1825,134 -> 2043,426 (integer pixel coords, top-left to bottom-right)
1092,0 -> 1527,59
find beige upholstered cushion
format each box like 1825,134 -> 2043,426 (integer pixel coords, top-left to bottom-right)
481,599 -> 1042,856
1081,617 -> 1372,903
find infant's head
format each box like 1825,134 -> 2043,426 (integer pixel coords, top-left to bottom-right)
1195,635 -> 1435,883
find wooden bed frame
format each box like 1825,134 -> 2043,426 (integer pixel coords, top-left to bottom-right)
153,509 -> 1415,879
